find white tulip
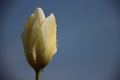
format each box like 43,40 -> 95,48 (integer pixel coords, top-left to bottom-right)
21,8 -> 57,72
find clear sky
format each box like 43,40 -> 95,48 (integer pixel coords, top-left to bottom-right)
0,0 -> 120,80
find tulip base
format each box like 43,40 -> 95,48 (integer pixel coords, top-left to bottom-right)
36,70 -> 40,80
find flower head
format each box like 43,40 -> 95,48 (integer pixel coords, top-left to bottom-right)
21,8 -> 57,71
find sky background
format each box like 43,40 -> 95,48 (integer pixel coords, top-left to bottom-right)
0,0 -> 120,80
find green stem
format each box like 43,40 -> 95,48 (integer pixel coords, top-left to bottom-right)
36,70 -> 40,80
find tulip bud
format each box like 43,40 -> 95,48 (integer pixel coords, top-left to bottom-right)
21,8 -> 57,71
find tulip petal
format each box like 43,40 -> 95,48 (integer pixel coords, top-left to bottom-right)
22,8 -> 45,50
28,8 -> 45,49
21,8 -> 46,70
32,14 -> 57,70
21,13 -> 36,69
41,13 -> 57,56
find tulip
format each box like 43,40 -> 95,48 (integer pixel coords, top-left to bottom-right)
21,8 -> 57,80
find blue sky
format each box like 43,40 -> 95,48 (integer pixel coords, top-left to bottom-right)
0,0 -> 120,80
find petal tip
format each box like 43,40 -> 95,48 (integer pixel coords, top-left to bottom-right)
35,8 -> 44,15
50,13 -> 55,18
36,7 -> 43,11
35,7 -> 45,22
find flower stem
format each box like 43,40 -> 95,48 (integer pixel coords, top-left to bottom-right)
36,70 -> 40,80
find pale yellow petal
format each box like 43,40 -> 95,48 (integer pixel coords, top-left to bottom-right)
21,14 -> 36,69
22,8 -> 45,50
28,8 -> 45,48
41,13 -> 57,56
21,8 -> 46,70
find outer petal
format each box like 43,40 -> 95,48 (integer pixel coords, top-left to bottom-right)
31,14 -> 57,70
41,13 -> 57,57
28,8 -> 45,49
21,8 -> 45,70
32,13 -> 57,70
